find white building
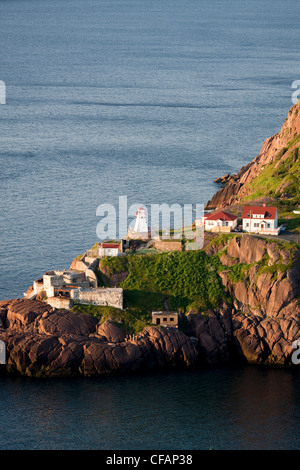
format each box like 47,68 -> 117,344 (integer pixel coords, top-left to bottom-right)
126,206 -> 150,240
242,205 -> 280,235
134,207 -> 148,233
98,242 -> 120,258
200,211 -> 238,232
27,269 -> 123,310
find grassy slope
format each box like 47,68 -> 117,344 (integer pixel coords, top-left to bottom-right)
74,235 -> 299,333
71,304 -> 148,335
241,135 -> 300,231
243,137 -> 300,202
100,251 -> 227,315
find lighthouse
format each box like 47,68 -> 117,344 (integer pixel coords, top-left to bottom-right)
126,206 -> 150,240
134,207 -> 148,233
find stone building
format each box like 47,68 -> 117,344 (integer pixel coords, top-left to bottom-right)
152,311 -> 178,329
71,287 -> 123,309
29,269 -> 123,310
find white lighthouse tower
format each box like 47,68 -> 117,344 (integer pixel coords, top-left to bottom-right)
134,207 -> 148,233
126,206 -> 149,240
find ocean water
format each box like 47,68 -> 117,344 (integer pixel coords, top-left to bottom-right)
1,0 -> 300,300
1,0 -> 300,450
1,366 -> 300,450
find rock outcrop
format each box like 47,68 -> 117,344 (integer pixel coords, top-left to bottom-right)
205,102 -> 300,209
0,299 -> 198,377
0,228 -> 300,377
220,236 -> 299,318
0,235 -> 299,376
187,236 -> 300,366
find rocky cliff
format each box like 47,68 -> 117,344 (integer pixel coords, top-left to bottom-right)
0,299 -> 198,377
187,235 -> 300,366
1,103 -> 300,377
1,235 -> 299,377
205,102 -> 300,209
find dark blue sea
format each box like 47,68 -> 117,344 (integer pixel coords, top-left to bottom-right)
1,0 -> 300,450
1,366 -> 300,450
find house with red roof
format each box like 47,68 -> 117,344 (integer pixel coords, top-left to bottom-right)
98,242 -> 120,258
242,204 -> 280,235
201,211 -> 238,232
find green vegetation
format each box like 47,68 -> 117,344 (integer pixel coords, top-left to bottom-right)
242,135 -> 300,209
256,241 -> 296,278
71,304 -> 150,335
100,255 -> 128,276
87,242 -> 100,258
75,233 -> 299,333
218,238 -> 298,284
206,233 -> 236,249
278,211 -> 300,233
227,262 -> 256,283
100,250 -> 227,314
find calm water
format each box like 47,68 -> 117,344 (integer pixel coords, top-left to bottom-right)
1,366 -> 300,450
1,0 -> 300,300
1,0 -> 300,450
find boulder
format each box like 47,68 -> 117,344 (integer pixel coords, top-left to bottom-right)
227,236 -> 267,264
97,321 -> 125,342
5,299 -> 53,330
35,310 -> 98,336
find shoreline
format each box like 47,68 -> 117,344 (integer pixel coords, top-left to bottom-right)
1,103 -> 300,378
1,233 -> 299,377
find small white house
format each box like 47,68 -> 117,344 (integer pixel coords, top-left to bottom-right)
98,242 -> 120,258
201,211 -> 238,232
242,205 -> 280,235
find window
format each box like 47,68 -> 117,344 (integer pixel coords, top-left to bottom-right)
163,318 -> 168,322
254,223 -> 259,228
170,318 -> 174,322
246,223 -> 249,227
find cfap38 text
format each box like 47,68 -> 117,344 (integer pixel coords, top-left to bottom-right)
106,454 -> 193,467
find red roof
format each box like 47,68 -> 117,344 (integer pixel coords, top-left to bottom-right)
100,243 -> 120,249
204,211 -> 237,222
242,206 -> 277,220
